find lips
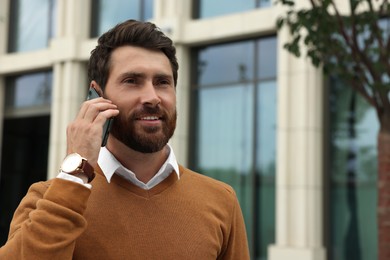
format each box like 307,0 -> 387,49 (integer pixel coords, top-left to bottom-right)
135,114 -> 164,128
133,106 -> 165,122
139,116 -> 160,121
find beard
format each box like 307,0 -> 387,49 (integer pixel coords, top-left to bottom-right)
109,105 -> 177,153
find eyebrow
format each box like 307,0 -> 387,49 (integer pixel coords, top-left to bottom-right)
119,72 -> 173,81
119,72 -> 145,80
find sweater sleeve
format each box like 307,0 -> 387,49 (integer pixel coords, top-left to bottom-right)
0,178 -> 91,260
219,191 -> 251,260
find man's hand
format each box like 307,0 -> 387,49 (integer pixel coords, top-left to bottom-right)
66,97 -> 119,167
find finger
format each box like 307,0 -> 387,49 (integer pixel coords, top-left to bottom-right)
93,108 -> 120,125
80,100 -> 118,122
76,97 -> 114,120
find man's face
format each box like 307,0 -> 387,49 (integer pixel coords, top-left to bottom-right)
104,45 -> 177,153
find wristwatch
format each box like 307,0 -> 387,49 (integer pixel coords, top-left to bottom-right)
60,153 -> 95,183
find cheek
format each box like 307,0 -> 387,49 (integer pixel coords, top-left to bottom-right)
162,92 -> 176,108
111,100 -> 133,123
115,98 -> 137,114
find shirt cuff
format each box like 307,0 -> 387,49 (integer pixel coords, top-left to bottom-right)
57,171 -> 92,189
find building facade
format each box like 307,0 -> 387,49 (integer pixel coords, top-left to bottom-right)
0,0 -> 379,259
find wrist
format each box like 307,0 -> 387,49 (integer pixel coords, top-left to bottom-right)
73,172 -> 90,184
60,153 -> 95,183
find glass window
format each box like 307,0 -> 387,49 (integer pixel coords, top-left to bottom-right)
198,42 -> 254,85
194,0 -> 271,19
257,38 -> 277,79
0,71 -> 52,245
91,0 -> 154,37
197,85 -> 254,173
5,71 -> 52,111
8,0 -> 57,53
328,77 -> 378,260
192,37 -> 277,259
256,80 -> 276,258
0,116 -> 51,245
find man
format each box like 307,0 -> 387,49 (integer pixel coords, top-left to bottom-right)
0,20 -> 250,259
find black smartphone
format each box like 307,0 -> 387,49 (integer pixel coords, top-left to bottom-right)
86,87 -> 113,147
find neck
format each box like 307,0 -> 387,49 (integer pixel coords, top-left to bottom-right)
106,136 -> 169,183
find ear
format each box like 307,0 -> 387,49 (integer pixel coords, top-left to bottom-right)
90,80 -> 104,97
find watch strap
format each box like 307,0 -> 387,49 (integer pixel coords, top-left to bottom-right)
79,160 -> 95,183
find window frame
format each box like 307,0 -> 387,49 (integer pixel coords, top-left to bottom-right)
189,36 -> 277,259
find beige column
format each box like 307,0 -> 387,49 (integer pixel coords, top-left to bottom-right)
47,0 -> 91,178
0,0 -> 10,158
154,0 -> 192,166
169,45 -> 191,166
47,61 -> 88,179
0,0 -> 9,54
268,22 -> 326,260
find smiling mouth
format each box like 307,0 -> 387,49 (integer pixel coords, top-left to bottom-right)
139,116 -> 161,121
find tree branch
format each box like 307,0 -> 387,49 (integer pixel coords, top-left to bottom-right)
329,0 -> 386,105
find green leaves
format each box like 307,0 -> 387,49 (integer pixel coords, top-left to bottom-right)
276,0 -> 390,113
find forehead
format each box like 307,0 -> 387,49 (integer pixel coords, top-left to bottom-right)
109,45 -> 172,76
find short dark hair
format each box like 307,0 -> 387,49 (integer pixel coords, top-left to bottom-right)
88,19 -> 179,90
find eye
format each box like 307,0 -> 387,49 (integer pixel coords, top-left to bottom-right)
155,78 -> 172,87
160,80 -> 170,85
123,78 -> 137,84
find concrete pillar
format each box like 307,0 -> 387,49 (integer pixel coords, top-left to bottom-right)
268,20 -> 326,260
154,0 -> 192,166
0,0 -> 10,54
47,0 -> 90,178
47,61 -> 87,179
0,0 -> 9,161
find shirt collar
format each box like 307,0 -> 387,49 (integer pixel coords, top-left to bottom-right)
97,144 -> 180,186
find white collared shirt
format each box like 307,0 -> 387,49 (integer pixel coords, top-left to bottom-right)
98,144 -> 180,190
57,144 -> 180,190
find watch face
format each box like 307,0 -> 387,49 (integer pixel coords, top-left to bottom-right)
61,153 -> 82,173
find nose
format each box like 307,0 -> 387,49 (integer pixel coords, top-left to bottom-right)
140,82 -> 161,107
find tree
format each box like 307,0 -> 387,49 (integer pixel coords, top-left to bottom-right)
275,0 -> 390,259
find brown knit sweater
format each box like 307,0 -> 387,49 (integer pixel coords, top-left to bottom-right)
0,165 -> 250,259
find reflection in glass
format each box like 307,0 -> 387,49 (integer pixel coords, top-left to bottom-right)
198,42 -> 254,86
8,0 -> 56,52
195,0 -> 271,19
0,116 -> 50,245
257,38 -> 277,79
329,77 -> 378,260
91,0 -> 154,37
5,71 -> 53,109
193,37 -> 277,259
256,81 -> 276,259
197,84 -> 255,250
197,85 -> 254,173
143,0 -> 154,21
